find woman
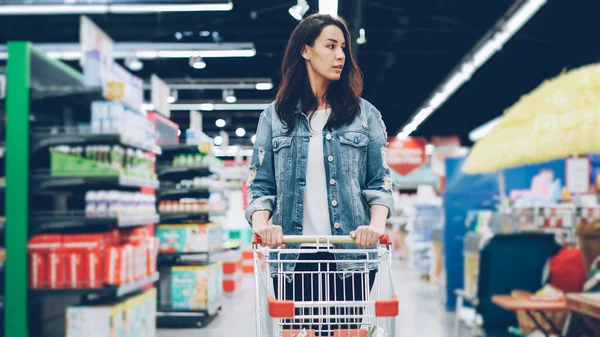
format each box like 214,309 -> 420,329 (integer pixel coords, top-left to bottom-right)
246,13 -> 394,335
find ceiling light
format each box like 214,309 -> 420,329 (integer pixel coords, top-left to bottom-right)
235,128 -> 246,137
199,103 -> 215,111
251,135 -> 257,144
469,116 -> 502,142
178,129 -> 182,136
124,56 -> 143,71
170,102 -> 270,111
289,0 -> 309,21
190,55 -> 206,69
215,119 -> 226,128
174,32 -> 183,40
319,0 -> 338,16
255,82 -> 274,90
223,89 -> 237,103
394,0 -> 546,138
167,89 -> 178,104
0,3 -> 233,15
200,31 -> 211,37
0,42 -> 257,61
356,28 -> 367,45
425,144 -> 434,155
214,136 -> 223,146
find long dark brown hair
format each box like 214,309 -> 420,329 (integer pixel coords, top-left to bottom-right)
275,14 -> 363,131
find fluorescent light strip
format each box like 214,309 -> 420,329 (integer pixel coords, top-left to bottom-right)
469,116 -> 502,142
109,3 -> 233,13
0,3 -> 232,15
170,102 -> 270,111
0,43 -> 256,60
395,0 -> 546,139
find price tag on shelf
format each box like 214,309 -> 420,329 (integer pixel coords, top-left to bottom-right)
566,157 -> 590,194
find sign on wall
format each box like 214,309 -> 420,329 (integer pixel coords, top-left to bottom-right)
79,15 -> 114,66
386,137 -> 427,176
151,74 -> 171,118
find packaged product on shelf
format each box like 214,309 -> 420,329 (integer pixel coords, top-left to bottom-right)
156,223 -> 222,253
170,263 -> 222,314
28,234 -> 65,289
63,234 -> 106,289
66,288 -> 157,337
86,191 -> 158,218
0,247 -> 5,268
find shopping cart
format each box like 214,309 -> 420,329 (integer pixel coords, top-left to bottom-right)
253,235 -> 398,337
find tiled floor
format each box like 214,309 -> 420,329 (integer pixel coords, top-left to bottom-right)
158,260 -> 458,337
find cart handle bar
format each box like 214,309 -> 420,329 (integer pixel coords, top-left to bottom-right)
253,234 -> 391,249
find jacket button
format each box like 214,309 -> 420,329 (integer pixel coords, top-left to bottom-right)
331,200 -> 338,207
329,179 -> 336,185
326,134 -> 332,140
334,222 -> 340,229
328,155 -> 334,162
299,180 -> 306,185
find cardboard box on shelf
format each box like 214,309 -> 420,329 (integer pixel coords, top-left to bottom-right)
66,288 -> 157,337
170,263 -> 222,314
156,223 -> 222,253
28,234 -> 64,289
63,234 -> 106,288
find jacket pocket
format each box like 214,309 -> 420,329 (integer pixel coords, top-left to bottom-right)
338,132 -> 369,174
272,136 -> 293,225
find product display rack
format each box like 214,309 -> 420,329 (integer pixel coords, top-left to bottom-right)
4,42 -> 160,337
155,144 -> 224,328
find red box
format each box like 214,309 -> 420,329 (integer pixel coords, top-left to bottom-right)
63,234 -> 106,288
28,235 -> 64,289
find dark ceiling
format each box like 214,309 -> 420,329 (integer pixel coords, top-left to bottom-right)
0,0 -> 598,145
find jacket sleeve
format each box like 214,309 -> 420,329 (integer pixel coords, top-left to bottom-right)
362,105 -> 395,219
244,106 -> 277,226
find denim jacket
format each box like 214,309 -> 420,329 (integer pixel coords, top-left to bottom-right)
245,98 -> 394,277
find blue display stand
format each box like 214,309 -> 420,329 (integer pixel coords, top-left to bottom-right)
442,157 -> 568,311
443,158 -> 497,311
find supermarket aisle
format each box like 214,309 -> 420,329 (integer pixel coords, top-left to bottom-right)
157,260 -> 458,337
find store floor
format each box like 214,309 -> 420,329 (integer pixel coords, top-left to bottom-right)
157,260 -> 460,337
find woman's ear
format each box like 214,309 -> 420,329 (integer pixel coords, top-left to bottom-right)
301,45 -> 310,61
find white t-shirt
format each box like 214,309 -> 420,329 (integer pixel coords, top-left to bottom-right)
302,108 -> 333,241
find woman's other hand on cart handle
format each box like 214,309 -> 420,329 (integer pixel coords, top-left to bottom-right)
254,225 -> 285,248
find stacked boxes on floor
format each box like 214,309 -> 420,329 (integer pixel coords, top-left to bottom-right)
28,227 -> 158,289
66,288 -> 157,337
221,249 -> 243,294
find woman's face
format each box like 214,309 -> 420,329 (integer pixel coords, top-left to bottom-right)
303,24 -> 346,82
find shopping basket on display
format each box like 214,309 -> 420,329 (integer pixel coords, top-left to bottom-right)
253,235 -> 398,337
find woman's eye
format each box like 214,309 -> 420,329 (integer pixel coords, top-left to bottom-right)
328,45 -> 335,49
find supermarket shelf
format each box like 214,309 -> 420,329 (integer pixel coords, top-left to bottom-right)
31,133 -> 161,155
160,144 -> 207,155
157,166 -> 211,179
30,214 -> 159,235
159,213 -> 210,224
158,251 -> 219,265
158,187 -> 211,200
31,174 -> 160,192
30,272 -> 159,299
156,308 -> 220,328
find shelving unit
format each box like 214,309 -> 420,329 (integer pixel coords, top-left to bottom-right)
4,42 -> 160,337
155,143 -> 225,328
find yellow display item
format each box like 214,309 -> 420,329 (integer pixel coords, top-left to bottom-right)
463,64 -> 600,173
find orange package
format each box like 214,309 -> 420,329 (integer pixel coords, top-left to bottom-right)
28,234 -> 64,289
63,234 -> 106,289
